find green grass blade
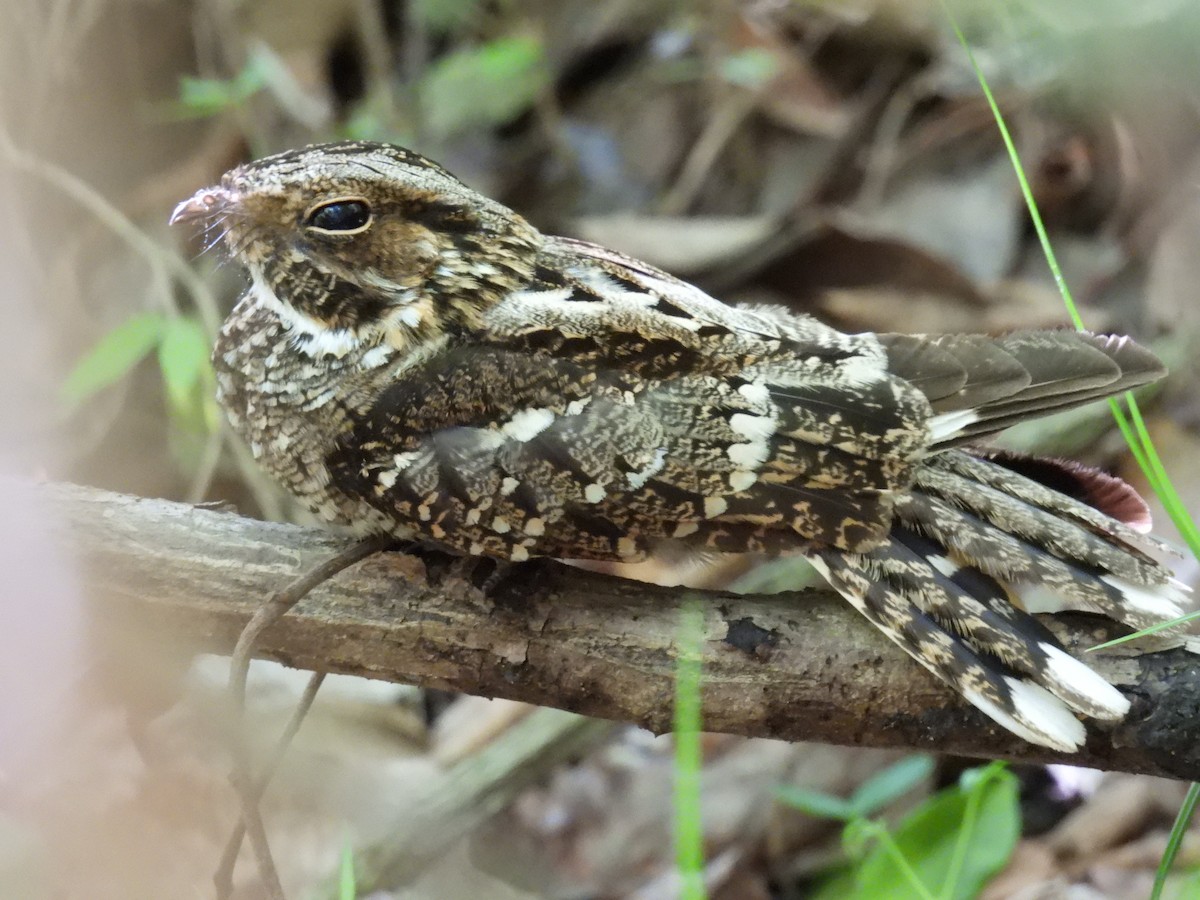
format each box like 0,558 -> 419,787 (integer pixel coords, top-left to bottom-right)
674,598 -> 707,899
939,4 -> 1084,330
1152,782 -> 1200,900
339,833 -> 357,900
1126,397 -> 1200,551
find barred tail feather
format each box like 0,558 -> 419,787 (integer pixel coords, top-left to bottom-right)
809,551 -> 1090,751
887,529 -> 1130,722
811,451 -> 1184,751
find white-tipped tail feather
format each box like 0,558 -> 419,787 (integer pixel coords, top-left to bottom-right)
1101,575 -> 1189,622
810,443 -> 1188,752
1038,642 -> 1131,721
969,680 -> 1087,753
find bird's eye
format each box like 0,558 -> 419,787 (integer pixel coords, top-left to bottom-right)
304,199 -> 372,234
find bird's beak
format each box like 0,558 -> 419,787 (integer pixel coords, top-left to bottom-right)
169,187 -> 232,226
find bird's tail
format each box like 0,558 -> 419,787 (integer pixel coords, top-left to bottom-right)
810,449 -> 1187,751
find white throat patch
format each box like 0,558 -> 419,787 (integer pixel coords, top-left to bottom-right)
249,268 -> 363,359
248,267 -> 426,360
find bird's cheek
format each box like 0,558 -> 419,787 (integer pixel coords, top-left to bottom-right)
367,220 -> 442,285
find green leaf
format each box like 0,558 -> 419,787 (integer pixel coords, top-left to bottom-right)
177,76 -> 237,114
812,763 -> 1019,900
413,0 -> 481,33
342,105 -> 386,142
720,48 -> 779,89
777,756 -> 932,823
167,53 -> 271,119
776,786 -> 857,822
848,755 -> 935,818
840,818 -> 882,860
420,35 -> 549,138
61,313 -> 164,407
157,317 -> 211,413
232,52 -> 272,98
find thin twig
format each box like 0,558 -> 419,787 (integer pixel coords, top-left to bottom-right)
214,671 -> 327,899
659,89 -> 759,216
219,534 -> 393,899
186,427 -> 226,505
0,121 -> 225,337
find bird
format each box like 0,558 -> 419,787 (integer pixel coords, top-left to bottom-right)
172,140 -> 1187,753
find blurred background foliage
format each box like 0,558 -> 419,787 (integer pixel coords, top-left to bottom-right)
6,0 -> 1200,897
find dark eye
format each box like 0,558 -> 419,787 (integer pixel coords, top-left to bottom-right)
304,199 -> 372,233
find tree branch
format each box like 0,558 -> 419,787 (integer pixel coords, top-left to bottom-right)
53,482 -> 1200,780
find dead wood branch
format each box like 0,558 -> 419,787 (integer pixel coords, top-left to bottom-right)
52,482 -> 1200,780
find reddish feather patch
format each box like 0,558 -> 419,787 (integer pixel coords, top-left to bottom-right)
979,450 -> 1153,533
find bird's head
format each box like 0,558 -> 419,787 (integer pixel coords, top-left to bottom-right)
172,141 -> 540,352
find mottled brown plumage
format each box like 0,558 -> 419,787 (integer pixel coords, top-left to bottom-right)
174,141 -> 1186,752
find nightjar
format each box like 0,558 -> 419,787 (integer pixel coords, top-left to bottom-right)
173,140 -> 1187,752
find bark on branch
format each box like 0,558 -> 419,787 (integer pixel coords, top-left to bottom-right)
52,482 -> 1200,780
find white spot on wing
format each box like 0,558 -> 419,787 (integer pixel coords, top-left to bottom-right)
729,471 -> 757,491
393,450 -> 421,471
627,447 -> 667,489
510,286 -> 580,306
584,483 -> 606,503
361,344 -> 393,369
737,381 -> 771,407
729,412 -> 776,442
503,408 -> 556,442
569,266 -> 655,306
703,496 -> 728,518
728,441 -> 770,469
836,353 -> 886,388
929,409 -> 980,443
